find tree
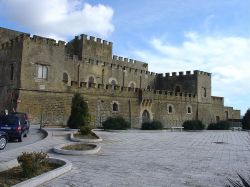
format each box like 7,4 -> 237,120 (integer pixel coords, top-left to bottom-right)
242,109 -> 250,130
67,93 -> 90,129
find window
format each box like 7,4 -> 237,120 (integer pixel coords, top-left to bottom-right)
167,104 -> 174,114
10,64 -> 14,81
112,102 -> 119,112
63,72 -> 68,83
202,87 -> 207,97
169,106 -> 173,113
38,65 -> 48,79
187,106 -> 192,114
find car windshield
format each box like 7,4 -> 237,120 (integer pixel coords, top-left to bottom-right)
0,116 -> 19,125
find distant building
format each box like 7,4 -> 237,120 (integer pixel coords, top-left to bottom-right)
0,27 -> 240,128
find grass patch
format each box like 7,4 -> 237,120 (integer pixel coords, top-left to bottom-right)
74,132 -> 98,139
62,144 -> 96,151
0,162 -> 60,187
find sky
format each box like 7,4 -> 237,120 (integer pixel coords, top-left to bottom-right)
0,0 -> 249,115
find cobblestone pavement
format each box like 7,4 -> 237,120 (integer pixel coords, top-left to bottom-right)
41,130 -> 250,187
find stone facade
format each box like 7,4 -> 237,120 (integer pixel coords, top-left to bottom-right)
0,27 -> 240,128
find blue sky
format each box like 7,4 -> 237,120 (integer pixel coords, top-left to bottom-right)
0,0 -> 249,114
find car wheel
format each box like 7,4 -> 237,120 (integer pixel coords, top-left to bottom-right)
0,136 -> 7,150
24,130 -> 27,137
18,133 -> 23,142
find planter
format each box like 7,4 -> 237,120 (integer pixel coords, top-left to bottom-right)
53,142 -> 101,155
0,157 -> 72,187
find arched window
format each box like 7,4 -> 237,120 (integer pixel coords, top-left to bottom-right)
128,82 -> 136,89
63,72 -> 68,83
112,102 -> 118,112
88,76 -> 95,87
111,80 -> 116,86
142,110 -> 150,123
169,106 -> 173,113
175,86 -> 181,92
187,106 -> 192,114
167,104 -> 174,114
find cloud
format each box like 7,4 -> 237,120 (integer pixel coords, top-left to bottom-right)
134,32 -> 250,112
0,0 -> 114,40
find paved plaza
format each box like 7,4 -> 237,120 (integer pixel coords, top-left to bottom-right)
40,130 -> 250,187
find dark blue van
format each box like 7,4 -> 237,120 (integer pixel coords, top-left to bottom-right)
0,115 -> 29,142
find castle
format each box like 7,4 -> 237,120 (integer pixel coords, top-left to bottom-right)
0,27 -> 240,128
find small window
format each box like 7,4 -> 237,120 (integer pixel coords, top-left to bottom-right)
10,64 -> 14,81
38,65 -> 48,79
187,106 -> 192,114
63,72 -> 68,83
169,106 -> 172,113
202,87 -> 207,97
112,102 -> 119,112
167,104 -> 174,114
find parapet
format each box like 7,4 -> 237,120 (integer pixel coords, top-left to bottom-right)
74,34 -> 112,46
157,70 -> 212,78
112,55 -> 148,71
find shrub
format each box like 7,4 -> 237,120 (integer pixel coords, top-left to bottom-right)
242,109 -> 250,130
226,173 -> 250,187
79,125 -> 92,135
141,120 -> 163,130
67,93 -> 90,129
17,151 -> 48,177
102,116 -> 130,130
182,120 -> 205,130
207,121 -> 230,130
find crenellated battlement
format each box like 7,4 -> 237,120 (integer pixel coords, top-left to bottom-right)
0,33 -> 66,50
112,55 -> 148,71
74,34 -> 113,46
157,70 -> 211,78
211,96 -> 224,105
68,81 -> 197,101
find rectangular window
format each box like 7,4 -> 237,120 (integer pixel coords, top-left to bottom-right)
37,65 -> 48,79
10,64 -> 14,81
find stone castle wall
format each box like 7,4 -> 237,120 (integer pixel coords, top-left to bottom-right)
0,27 -> 241,128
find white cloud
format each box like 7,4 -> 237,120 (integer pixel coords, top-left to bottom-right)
134,32 -> 250,112
0,0 -> 114,40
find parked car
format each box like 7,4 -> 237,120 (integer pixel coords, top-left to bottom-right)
0,115 -> 29,142
10,112 -> 30,131
0,131 -> 8,150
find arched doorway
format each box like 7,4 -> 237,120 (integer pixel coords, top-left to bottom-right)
88,76 -> 95,87
142,110 -> 150,123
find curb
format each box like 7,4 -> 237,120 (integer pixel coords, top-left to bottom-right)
53,142 -> 101,155
13,157 -> 72,187
69,131 -> 103,143
0,157 -> 72,187
0,158 -> 18,172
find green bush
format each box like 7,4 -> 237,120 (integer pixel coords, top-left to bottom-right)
182,120 -> 205,130
226,173 -> 250,187
141,120 -> 163,130
207,121 -> 230,130
17,151 -> 48,177
79,125 -> 92,135
242,109 -> 250,130
67,93 -> 90,129
102,116 -> 130,130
